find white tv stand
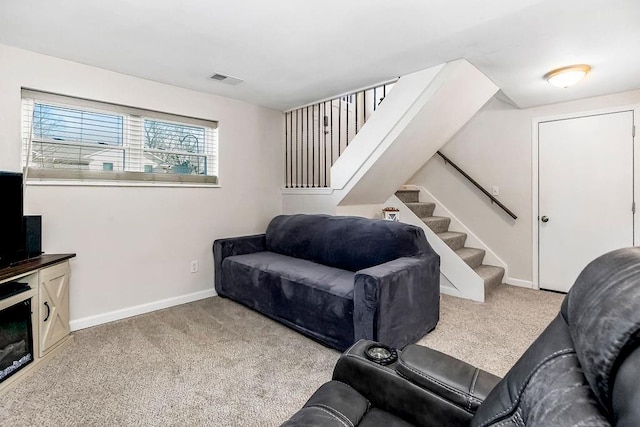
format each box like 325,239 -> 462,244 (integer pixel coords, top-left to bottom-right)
0,254 -> 75,396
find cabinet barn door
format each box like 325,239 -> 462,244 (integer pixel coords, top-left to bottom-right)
39,261 -> 71,356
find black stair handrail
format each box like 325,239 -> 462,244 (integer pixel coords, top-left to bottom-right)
436,151 -> 517,220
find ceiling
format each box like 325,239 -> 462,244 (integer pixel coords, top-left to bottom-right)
0,0 -> 638,111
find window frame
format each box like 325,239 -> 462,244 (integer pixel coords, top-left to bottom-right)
21,90 -> 219,186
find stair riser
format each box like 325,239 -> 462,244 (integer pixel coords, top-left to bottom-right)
406,203 -> 435,218
441,234 -> 466,251
460,251 -> 484,269
474,265 -> 505,294
395,190 -> 420,203
396,186 -> 503,297
424,218 -> 450,234
484,272 -> 504,293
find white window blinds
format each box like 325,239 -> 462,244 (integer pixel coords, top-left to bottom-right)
21,90 -> 219,185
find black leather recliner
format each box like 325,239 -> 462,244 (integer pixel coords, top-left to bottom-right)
282,247 -> 640,426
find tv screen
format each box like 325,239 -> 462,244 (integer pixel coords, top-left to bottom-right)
0,171 -> 25,267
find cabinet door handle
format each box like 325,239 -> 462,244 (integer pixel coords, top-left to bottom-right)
44,302 -> 50,322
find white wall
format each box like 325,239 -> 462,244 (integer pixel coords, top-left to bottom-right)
336,60 -> 497,206
283,61 -> 498,218
410,89 -> 640,284
0,44 -> 283,329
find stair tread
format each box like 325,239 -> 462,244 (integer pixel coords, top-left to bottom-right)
437,231 -> 466,251
422,216 -> 451,234
398,189 -> 501,293
404,202 -> 436,218
437,231 -> 467,239
395,190 -> 420,203
422,216 -> 449,222
405,202 -> 435,207
454,247 -> 485,268
473,264 -> 505,280
455,247 -> 485,256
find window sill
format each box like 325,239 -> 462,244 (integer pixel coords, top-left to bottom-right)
27,179 -> 221,188
24,168 -> 219,188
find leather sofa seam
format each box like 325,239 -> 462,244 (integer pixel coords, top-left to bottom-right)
331,379 -> 372,408
342,353 -> 478,416
398,356 -> 471,403
306,405 -> 352,427
468,368 -> 480,412
474,349 -> 575,427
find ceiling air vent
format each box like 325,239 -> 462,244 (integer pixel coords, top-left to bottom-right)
209,73 -> 244,85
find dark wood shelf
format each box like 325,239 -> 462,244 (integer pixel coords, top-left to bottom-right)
0,254 -> 76,283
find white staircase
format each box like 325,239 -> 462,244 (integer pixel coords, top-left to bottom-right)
282,59 -> 501,301
332,59 -> 499,206
396,188 -> 505,301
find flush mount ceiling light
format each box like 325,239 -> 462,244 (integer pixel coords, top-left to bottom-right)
544,64 -> 591,88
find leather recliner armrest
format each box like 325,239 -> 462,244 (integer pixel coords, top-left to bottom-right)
332,340 -> 501,427
396,345 -> 501,413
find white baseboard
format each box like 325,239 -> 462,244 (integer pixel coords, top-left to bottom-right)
69,288 -> 217,331
505,277 -> 534,289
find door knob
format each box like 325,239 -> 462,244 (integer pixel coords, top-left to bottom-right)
541,216 -> 549,223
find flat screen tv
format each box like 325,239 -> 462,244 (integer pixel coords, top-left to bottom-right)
0,171 -> 25,268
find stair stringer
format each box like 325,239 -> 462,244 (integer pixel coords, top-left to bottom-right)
283,60 -> 498,217
385,194 -> 485,302
333,59 -> 499,207
406,185 -> 510,279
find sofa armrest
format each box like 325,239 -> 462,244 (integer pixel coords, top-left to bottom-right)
332,340 -> 500,427
213,234 -> 266,293
354,255 -> 440,349
396,344 -> 501,413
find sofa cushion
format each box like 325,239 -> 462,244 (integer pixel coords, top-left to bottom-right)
265,214 -> 431,272
221,251 -> 355,349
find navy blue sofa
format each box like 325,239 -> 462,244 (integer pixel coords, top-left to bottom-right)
213,214 -> 440,351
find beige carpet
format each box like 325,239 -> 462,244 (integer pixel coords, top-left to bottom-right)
0,286 -> 563,426
418,286 -> 564,377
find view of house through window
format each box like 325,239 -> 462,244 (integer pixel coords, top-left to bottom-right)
144,119 -> 208,175
21,91 -> 218,184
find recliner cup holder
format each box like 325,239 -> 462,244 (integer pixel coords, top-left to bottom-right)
364,343 -> 398,365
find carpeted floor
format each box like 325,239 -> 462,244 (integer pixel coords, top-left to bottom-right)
0,285 -> 563,426
418,286 -> 564,377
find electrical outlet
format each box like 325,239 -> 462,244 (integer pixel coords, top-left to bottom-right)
190,260 -> 198,273
492,186 -> 500,196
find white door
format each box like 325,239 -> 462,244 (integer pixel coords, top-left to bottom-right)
539,111 -> 634,292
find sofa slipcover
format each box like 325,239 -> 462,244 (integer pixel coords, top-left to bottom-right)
213,214 -> 440,350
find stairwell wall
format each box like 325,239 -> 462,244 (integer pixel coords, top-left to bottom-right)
410,89 -> 640,285
283,60 -> 498,216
